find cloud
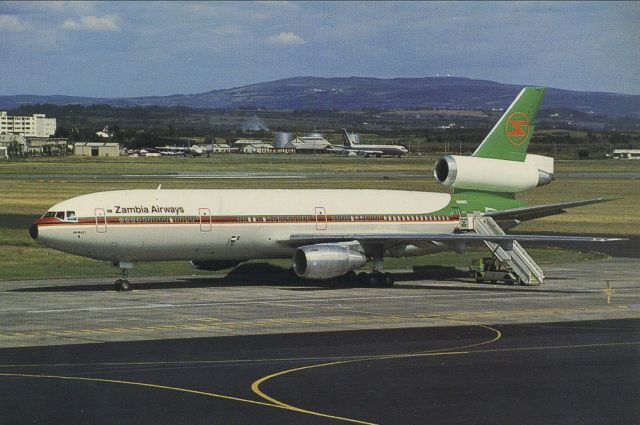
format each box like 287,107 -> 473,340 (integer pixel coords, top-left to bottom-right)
0,14 -> 29,31
266,31 -> 305,45
61,15 -> 119,31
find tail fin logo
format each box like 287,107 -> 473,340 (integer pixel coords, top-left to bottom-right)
505,112 -> 530,145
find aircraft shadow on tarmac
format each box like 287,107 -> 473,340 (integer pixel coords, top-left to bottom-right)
7,263 -> 588,295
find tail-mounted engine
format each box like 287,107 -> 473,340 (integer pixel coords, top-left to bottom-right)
434,154 -> 553,193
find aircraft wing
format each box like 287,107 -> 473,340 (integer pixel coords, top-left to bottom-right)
484,197 -> 613,221
356,149 -> 384,156
282,232 -> 624,247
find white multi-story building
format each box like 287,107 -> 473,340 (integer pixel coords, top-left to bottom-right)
0,111 -> 57,137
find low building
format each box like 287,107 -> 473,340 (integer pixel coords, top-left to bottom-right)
74,142 -> 120,157
608,149 -> 640,160
0,111 -> 56,137
210,143 -> 234,153
233,139 -> 275,153
239,143 -> 275,154
0,146 -> 8,159
233,139 -> 263,147
0,134 -> 26,157
26,137 -> 69,156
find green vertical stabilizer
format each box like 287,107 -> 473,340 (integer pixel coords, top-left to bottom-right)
472,87 -> 545,162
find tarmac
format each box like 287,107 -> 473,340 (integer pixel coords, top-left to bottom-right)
1,258 -> 639,423
0,319 -> 637,424
1,257 -> 638,348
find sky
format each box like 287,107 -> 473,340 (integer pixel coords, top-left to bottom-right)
0,1 -> 638,97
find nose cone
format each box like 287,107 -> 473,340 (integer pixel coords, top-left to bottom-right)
29,223 -> 38,240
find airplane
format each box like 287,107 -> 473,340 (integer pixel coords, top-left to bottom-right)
328,129 -> 409,158
155,145 -> 208,157
29,87 -> 623,291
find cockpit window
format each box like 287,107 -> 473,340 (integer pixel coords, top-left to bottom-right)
43,211 -> 78,221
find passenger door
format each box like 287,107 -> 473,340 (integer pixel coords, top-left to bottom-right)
95,208 -> 107,233
199,208 -> 212,232
315,207 -> 327,231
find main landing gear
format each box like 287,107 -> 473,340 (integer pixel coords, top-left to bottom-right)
357,271 -> 395,288
334,270 -> 395,288
351,246 -> 395,287
114,261 -> 134,292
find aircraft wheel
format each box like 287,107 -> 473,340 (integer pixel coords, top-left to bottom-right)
343,270 -> 357,281
368,273 -> 381,287
334,271 -> 356,287
356,272 -> 371,287
115,279 -> 131,291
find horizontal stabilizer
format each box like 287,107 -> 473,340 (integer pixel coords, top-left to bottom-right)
485,197 -> 614,222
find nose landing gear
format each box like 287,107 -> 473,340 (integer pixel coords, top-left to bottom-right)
114,277 -> 130,292
114,261 -> 134,291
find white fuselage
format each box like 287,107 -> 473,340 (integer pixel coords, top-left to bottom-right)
346,144 -> 408,157
34,189 -> 457,263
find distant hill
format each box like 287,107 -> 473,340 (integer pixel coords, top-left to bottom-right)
1,77 -> 639,117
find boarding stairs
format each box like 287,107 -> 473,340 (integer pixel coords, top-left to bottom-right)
461,213 -> 545,285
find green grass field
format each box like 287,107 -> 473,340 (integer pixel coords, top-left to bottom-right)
2,155 -> 640,175
1,155 -> 637,281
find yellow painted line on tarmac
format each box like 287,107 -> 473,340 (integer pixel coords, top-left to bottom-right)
251,324 -> 501,425
470,340 -> 640,356
0,372 -> 340,421
252,321 -> 276,326
0,353 -> 388,369
0,305 -> 634,340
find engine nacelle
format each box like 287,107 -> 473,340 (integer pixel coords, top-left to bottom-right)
293,245 -> 367,280
190,260 -> 241,271
433,154 -> 553,193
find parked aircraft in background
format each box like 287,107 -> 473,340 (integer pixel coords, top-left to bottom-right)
155,145 -> 208,157
30,88 -> 621,291
328,129 -> 408,157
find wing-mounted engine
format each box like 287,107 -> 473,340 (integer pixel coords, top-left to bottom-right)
433,154 -> 553,193
293,244 -> 367,280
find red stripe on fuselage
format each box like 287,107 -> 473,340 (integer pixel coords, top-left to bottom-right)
34,214 -> 461,227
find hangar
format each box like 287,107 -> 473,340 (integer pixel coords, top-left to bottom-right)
74,142 -> 120,157
284,134 -> 332,153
